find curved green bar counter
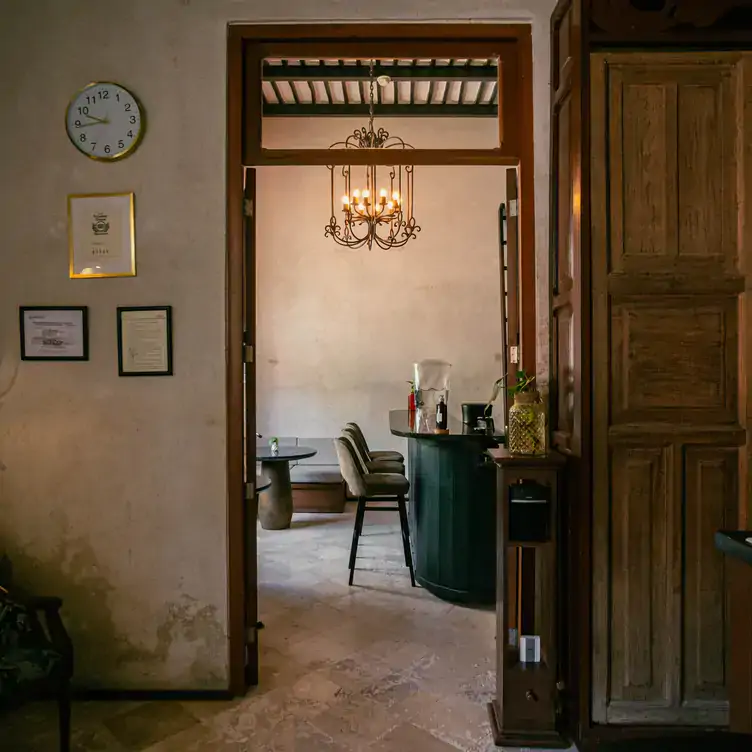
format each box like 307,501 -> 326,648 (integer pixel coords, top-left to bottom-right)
389,409 -> 503,605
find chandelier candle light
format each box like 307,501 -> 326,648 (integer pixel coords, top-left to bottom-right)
325,60 -> 420,250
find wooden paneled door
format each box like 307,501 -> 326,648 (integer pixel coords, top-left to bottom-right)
590,52 -> 752,726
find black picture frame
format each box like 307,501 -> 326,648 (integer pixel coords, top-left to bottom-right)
19,306 -> 89,361
116,306 -> 173,377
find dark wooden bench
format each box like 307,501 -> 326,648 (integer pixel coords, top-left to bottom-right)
0,555 -> 73,752
288,438 -> 347,513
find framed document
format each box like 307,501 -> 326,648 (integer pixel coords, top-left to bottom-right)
68,192 -> 135,278
20,307 -> 89,361
117,306 -> 173,376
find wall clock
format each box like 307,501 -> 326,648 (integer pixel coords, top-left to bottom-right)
65,82 -> 144,161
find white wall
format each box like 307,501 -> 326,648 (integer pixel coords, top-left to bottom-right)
257,119 -> 506,452
0,0 -> 555,689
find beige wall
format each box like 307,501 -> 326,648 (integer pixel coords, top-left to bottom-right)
258,119 -> 506,451
0,0 -> 555,689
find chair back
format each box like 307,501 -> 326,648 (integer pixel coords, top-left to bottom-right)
345,422 -> 371,456
343,427 -> 376,470
333,437 -> 367,497
340,430 -> 371,473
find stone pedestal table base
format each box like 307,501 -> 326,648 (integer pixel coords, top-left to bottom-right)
258,460 -> 293,530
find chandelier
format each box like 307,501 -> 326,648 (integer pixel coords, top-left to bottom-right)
324,60 -> 420,250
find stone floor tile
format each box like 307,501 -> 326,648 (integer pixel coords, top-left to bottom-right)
142,720 -> 255,752
402,692 -> 493,751
181,697 -> 246,723
258,717 -> 349,751
370,722 -> 464,751
104,701 -> 199,750
1,700 -> 131,752
276,627 -> 363,670
316,652 -> 395,696
307,691 -> 402,752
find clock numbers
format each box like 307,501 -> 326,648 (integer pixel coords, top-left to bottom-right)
67,83 -> 143,160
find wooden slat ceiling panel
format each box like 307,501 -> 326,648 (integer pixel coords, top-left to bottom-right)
262,57 -> 499,117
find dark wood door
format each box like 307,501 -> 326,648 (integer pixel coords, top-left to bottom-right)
243,167 -> 259,687
550,0 -> 588,734
590,52 -> 748,726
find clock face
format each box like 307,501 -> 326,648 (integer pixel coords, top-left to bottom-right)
66,82 -> 144,161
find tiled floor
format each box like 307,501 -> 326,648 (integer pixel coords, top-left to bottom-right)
2,506 -> 575,751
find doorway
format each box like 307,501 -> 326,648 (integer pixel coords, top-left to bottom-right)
226,23 -> 537,695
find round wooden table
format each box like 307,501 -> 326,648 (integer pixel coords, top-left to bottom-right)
256,445 -> 317,530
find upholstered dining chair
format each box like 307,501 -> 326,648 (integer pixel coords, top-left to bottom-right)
333,437 -> 415,587
345,422 -> 404,463
341,427 -> 405,475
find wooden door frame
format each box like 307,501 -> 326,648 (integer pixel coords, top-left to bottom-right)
226,21 -> 537,695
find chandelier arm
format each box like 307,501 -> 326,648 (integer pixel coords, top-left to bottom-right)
330,212 -> 372,246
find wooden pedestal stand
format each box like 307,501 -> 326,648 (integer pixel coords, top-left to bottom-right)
487,448 -> 569,748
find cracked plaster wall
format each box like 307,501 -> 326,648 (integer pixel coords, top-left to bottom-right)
0,0 -> 554,688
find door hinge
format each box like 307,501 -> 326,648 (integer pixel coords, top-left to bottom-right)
245,482 -> 255,500
246,626 -> 257,645
508,199 -> 518,217
244,344 -> 254,363
243,198 -> 254,219
509,345 -> 520,364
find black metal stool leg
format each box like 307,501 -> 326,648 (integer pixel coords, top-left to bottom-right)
349,496 -> 366,585
397,494 -> 416,587
59,678 -> 71,752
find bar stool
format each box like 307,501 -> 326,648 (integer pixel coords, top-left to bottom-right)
333,437 -> 415,587
345,422 -> 404,463
342,426 -> 405,475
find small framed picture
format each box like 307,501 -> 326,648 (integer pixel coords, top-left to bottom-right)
117,306 -> 173,377
68,192 -> 136,278
20,307 -> 89,361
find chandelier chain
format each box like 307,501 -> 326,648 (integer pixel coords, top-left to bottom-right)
368,59 -> 375,139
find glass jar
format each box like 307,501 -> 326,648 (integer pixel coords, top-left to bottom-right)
414,359 -> 451,424
507,391 -> 546,456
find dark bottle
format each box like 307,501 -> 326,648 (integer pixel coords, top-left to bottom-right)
436,395 -> 448,430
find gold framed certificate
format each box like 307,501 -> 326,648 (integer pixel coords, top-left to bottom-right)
117,306 -> 173,376
68,192 -> 135,278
